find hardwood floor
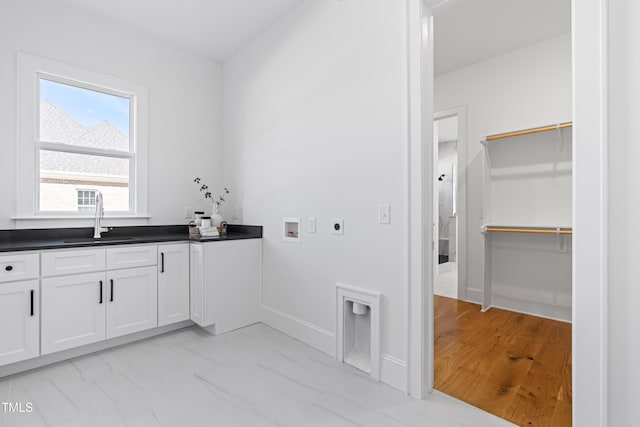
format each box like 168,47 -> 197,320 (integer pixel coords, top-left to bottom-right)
434,295 -> 572,427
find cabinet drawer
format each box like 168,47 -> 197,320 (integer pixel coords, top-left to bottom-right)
0,253 -> 39,283
106,245 -> 157,270
42,248 -> 105,277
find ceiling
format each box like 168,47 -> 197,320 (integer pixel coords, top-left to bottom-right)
433,0 -> 571,76
56,0 -> 570,70
57,0 -> 305,61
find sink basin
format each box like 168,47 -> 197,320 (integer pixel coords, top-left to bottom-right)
63,236 -> 138,244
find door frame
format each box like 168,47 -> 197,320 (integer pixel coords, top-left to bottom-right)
406,0 -> 433,397
406,0 -> 609,424
433,107 -> 467,300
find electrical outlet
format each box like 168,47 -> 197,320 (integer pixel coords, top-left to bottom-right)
331,218 -> 344,235
185,207 -> 194,219
308,217 -> 316,233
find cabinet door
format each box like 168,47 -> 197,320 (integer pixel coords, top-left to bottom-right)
106,266 -> 157,338
158,243 -> 190,327
41,272 -> 106,355
0,280 -> 39,366
203,239 -> 261,334
189,243 -> 205,327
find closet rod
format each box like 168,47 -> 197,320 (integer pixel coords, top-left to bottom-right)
485,122 -> 573,142
485,227 -> 573,235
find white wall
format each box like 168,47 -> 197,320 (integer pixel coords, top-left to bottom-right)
0,0 -> 223,228
434,33 -> 572,316
223,0 -> 410,390
607,0 -> 640,424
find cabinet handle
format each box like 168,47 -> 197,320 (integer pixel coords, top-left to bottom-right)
30,290 -> 34,316
5,265 -> 13,272
161,253 -> 165,273
99,281 -> 103,304
110,279 -> 114,302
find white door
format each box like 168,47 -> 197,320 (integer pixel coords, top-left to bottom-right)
41,272 -> 106,355
106,266 -> 158,338
158,243 -> 190,326
0,279 -> 39,366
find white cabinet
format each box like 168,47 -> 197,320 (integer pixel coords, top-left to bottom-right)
41,245 -> 158,355
104,245 -> 158,338
158,243 -> 190,327
42,248 -> 105,276
106,266 -> 157,338
0,253 -> 39,283
189,244 -> 205,327
190,239 -> 261,334
106,245 -> 157,270
41,272 -> 106,354
0,235 -> 262,370
0,251 -> 39,366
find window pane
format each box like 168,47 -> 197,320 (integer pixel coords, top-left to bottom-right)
40,150 -> 130,212
77,190 -> 96,212
39,79 -> 130,152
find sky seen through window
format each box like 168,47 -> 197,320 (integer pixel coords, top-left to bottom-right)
39,79 -> 130,137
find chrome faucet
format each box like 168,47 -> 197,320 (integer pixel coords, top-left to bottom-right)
93,191 -> 110,238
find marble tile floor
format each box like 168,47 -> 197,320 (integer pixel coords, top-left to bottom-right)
0,323 -> 514,427
434,263 -> 458,299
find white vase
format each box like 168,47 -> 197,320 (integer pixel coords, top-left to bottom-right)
211,203 -> 224,227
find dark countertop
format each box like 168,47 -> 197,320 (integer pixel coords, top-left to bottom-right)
0,224 -> 262,253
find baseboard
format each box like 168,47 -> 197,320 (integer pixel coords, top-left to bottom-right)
460,287 -> 571,322
0,320 -> 194,379
464,287 -> 482,303
260,304 -> 336,356
380,353 -> 407,392
492,291 -> 571,322
260,304 -> 408,392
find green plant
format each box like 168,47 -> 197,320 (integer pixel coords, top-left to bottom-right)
194,177 -> 230,209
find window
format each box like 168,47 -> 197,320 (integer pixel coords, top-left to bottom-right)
17,53 -> 148,219
38,78 -> 133,213
76,190 -> 96,212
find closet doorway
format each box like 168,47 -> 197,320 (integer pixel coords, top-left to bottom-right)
429,0 -> 573,425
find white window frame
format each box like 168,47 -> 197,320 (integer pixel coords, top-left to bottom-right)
38,74 -> 135,215
16,52 -> 149,222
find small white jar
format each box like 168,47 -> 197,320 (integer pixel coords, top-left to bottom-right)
200,216 -> 212,228
194,211 -> 205,226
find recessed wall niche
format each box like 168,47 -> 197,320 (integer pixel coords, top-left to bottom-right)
282,217 -> 300,242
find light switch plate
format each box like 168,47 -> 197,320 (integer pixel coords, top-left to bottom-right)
379,204 -> 390,224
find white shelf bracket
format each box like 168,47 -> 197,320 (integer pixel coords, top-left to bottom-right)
556,229 -> 568,253
555,124 -> 568,155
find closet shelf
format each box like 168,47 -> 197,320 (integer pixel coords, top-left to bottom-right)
483,122 -> 572,142
482,225 -> 572,235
